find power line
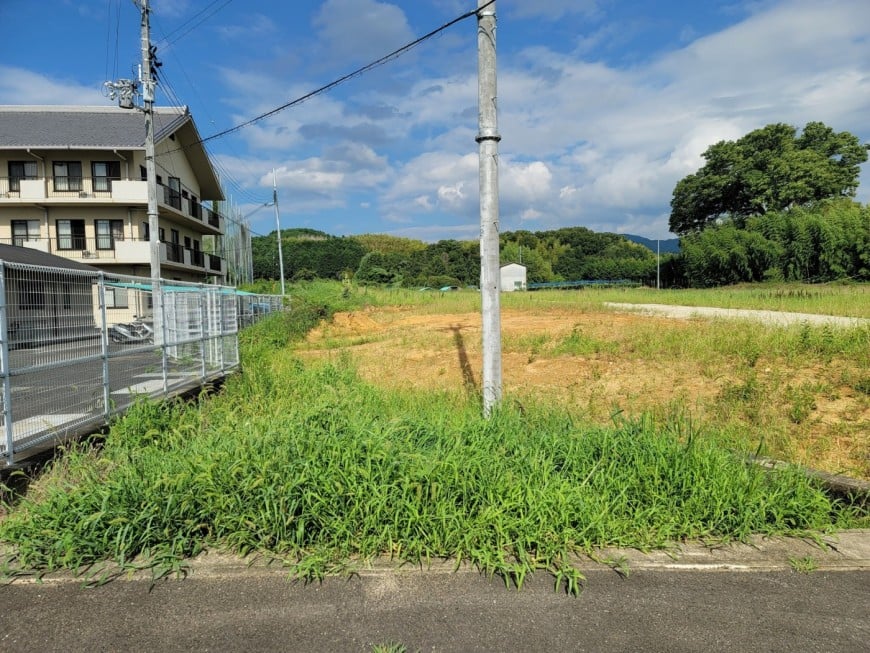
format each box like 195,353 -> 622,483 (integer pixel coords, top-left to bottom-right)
149,11 -> 269,208
152,30 -> 267,205
156,0 -> 234,47
169,0 -> 496,152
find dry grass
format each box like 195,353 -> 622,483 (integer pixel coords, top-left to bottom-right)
298,300 -> 869,480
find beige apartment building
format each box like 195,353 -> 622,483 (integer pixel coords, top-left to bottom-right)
0,105 -> 228,285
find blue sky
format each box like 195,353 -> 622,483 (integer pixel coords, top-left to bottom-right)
1,0 -> 868,241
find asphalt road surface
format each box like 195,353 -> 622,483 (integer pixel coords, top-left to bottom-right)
1,567 -> 868,653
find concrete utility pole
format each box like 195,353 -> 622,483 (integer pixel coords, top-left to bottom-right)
272,169 -> 285,295
139,0 -> 160,283
477,0 -> 502,416
137,0 -> 165,344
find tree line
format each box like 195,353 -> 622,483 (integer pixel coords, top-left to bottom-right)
251,227 -> 664,288
251,121 -> 868,288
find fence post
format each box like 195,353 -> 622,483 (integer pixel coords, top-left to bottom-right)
158,281 -> 169,396
218,288 -> 225,374
97,272 -> 111,420
199,284 -> 207,382
0,263 -> 14,465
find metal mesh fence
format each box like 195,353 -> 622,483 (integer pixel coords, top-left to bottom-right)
0,260 -> 284,466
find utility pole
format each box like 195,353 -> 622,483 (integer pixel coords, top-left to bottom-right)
140,0 -> 160,285
272,169 -> 285,295
656,239 -> 661,290
105,0 -> 162,340
139,0 -> 163,343
477,0 -> 502,416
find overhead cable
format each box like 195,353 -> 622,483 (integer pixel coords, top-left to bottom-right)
172,0 -> 496,152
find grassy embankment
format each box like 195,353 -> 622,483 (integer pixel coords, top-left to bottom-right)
1,281 -> 866,592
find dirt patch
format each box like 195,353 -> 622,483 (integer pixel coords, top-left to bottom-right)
300,306 -> 869,479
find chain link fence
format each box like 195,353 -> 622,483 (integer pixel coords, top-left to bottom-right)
0,259 -> 284,467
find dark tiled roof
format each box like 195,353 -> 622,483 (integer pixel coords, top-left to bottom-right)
0,105 -> 189,149
0,105 -> 223,200
0,244 -> 99,272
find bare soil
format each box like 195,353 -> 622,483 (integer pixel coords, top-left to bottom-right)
300,306 -> 869,479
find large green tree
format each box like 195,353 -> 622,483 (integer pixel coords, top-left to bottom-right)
669,121 -> 869,235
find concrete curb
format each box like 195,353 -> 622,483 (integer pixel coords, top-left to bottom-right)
4,530 -> 868,586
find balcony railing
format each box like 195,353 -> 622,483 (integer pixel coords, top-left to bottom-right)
189,248 -> 205,267
204,207 -> 221,229
208,253 -> 223,272
1,177 -> 226,233
0,236 -> 125,260
160,183 -> 182,211
165,241 -> 184,263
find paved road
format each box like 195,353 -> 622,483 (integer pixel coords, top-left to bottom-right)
1,568 -> 867,652
604,303 -> 869,328
1,533 -> 868,653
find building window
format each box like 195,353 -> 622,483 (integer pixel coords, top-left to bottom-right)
53,161 -> 82,192
11,219 -> 40,247
8,161 -> 37,192
56,219 -> 86,250
92,161 -> 121,192
142,222 -> 149,241
95,219 -> 124,250
105,287 -> 129,308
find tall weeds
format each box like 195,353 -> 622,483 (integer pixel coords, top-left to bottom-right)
1,295 -> 861,591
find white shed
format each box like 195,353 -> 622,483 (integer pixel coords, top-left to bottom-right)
500,263 -> 527,292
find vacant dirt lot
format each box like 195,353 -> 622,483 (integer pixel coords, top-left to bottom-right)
300,305 -> 869,479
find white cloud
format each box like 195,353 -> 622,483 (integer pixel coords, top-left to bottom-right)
507,0 -> 601,20
0,66 -> 105,105
313,0 -> 415,64
175,0 -> 870,240
151,0 -> 193,19
216,14 -> 277,40
502,161 -> 553,202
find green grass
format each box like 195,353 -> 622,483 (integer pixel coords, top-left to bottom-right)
278,280 -> 870,318
1,296 -> 865,592
500,282 -> 870,318
788,555 -> 819,574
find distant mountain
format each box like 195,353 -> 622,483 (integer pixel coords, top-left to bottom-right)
622,234 -> 680,254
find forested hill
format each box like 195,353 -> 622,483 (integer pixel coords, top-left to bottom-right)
251,226 -> 669,287
624,235 -> 680,254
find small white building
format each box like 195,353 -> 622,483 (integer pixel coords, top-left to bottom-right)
500,263 -> 527,292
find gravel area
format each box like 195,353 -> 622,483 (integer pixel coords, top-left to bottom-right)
604,303 -> 869,328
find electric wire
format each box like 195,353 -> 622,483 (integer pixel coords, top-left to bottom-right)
103,0 -> 111,81
146,1 -> 495,243
153,35 -> 267,206
149,8 -> 269,210
103,0 -> 121,81
169,0 -> 496,152
157,0 -> 234,48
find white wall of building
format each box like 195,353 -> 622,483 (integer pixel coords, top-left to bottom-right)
500,263 -> 527,292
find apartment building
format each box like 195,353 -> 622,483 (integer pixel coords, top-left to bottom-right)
0,105 -> 228,284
